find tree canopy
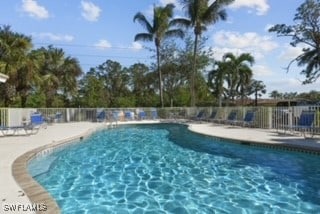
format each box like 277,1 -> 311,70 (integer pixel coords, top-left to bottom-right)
269,0 -> 320,84
2,1 -> 319,108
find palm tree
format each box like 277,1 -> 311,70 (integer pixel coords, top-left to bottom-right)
248,79 -> 266,106
133,3 -> 184,107
38,46 -> 64,107
16,50 -> 42,107
37,46 -> 82,107
269,90 -> 283,100
208,61 -> 226,107
59,56 -> 82,101
180,0 -> 234,106
0,25 -> 33,106
223,52 -> 254,104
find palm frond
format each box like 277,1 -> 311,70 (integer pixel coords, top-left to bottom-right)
133,12 -> 153,33
134,33 -> 153,42
169,18 -> 191,28
164,29 -> 185,40
203,0 -> 234,24
163,3 -> 175,17
238,53 -> 255,65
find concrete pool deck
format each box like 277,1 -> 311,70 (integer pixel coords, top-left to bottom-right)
0,121 -> 319,213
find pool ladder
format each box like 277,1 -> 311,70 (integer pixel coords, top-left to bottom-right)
108,119 -> 118,128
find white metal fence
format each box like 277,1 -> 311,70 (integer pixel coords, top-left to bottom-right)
0,106 -> 319,135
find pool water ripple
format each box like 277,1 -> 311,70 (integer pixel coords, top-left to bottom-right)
28,124 -> 320,213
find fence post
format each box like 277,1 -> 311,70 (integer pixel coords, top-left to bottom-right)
268,107 -> 272,129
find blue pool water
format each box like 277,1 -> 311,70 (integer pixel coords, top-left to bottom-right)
28,124 -> 320,213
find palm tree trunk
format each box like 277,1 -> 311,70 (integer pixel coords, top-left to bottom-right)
240,86 -> 245,106
218,95 -> 222,107
255,90 -> 258,106
191,33 -> 198,107
156,45 -> 164,107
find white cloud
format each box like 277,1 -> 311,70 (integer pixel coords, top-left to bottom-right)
252,65 -> 273,77
159,0 -> 183,10
94,39 -> 112,50
212,47 -> 241,61
130,42 -> 143,51
279,45 -> 304,61
159,0 -> 178,5
21,0 -> 49,19
266,77 -> 320,94
81,1 -> 101,22
212,31 -> 278,59
145,0 -> 182,17
33,32 -> 74,42
229,0 -> 270,16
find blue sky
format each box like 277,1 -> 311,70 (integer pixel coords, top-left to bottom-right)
0,0 -> 319,96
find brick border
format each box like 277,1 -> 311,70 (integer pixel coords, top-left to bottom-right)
11,127 -> 100,214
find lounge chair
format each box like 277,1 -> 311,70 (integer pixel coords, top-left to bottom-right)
223,110 -> 238,125
28,113 -> 47,133
0,112 -> 45,136
124,111 -> 135,121
96,110 -> 106,122
191,110 -> 206,121
233,110 -> 256,127
283,110 -> 315,138
138,111 -> 146,120
207,110 -> 217,122
151,109 -> 158,120
55,112 -> 63,123
0,125 -> 29,136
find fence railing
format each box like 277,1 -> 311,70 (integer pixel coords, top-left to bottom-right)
1,106 -> 319,135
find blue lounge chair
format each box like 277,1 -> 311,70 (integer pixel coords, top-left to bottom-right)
234,111 -> 256,127
207,110 -> 217,122
124,111 -> 135,121
151,109 -> 158,120
96,110 -> 106,122
223,110 -> 238,125
242,111 -> 256,127
191,110 -> 206,121
284,110 -> 315,138
0,113 -> 43,136
31,113 -> 46,127
138,111 -> 146,120
28,113 -> 46,133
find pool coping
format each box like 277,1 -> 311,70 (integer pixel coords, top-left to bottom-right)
194,130 -> 320,155
11,126 -> 103,214
188,124 -> 320,155
10,122 -> 320,213
10,122 -> 159,213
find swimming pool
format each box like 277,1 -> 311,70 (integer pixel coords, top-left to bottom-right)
28,124 -> 320,213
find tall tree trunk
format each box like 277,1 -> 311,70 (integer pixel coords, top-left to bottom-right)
156,44 -> 164,108
21,93 -> 27,108
191,33 -> 199,107
240,86 -> 245,106
218,95 -> 222,107
255,90 -> 258,106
